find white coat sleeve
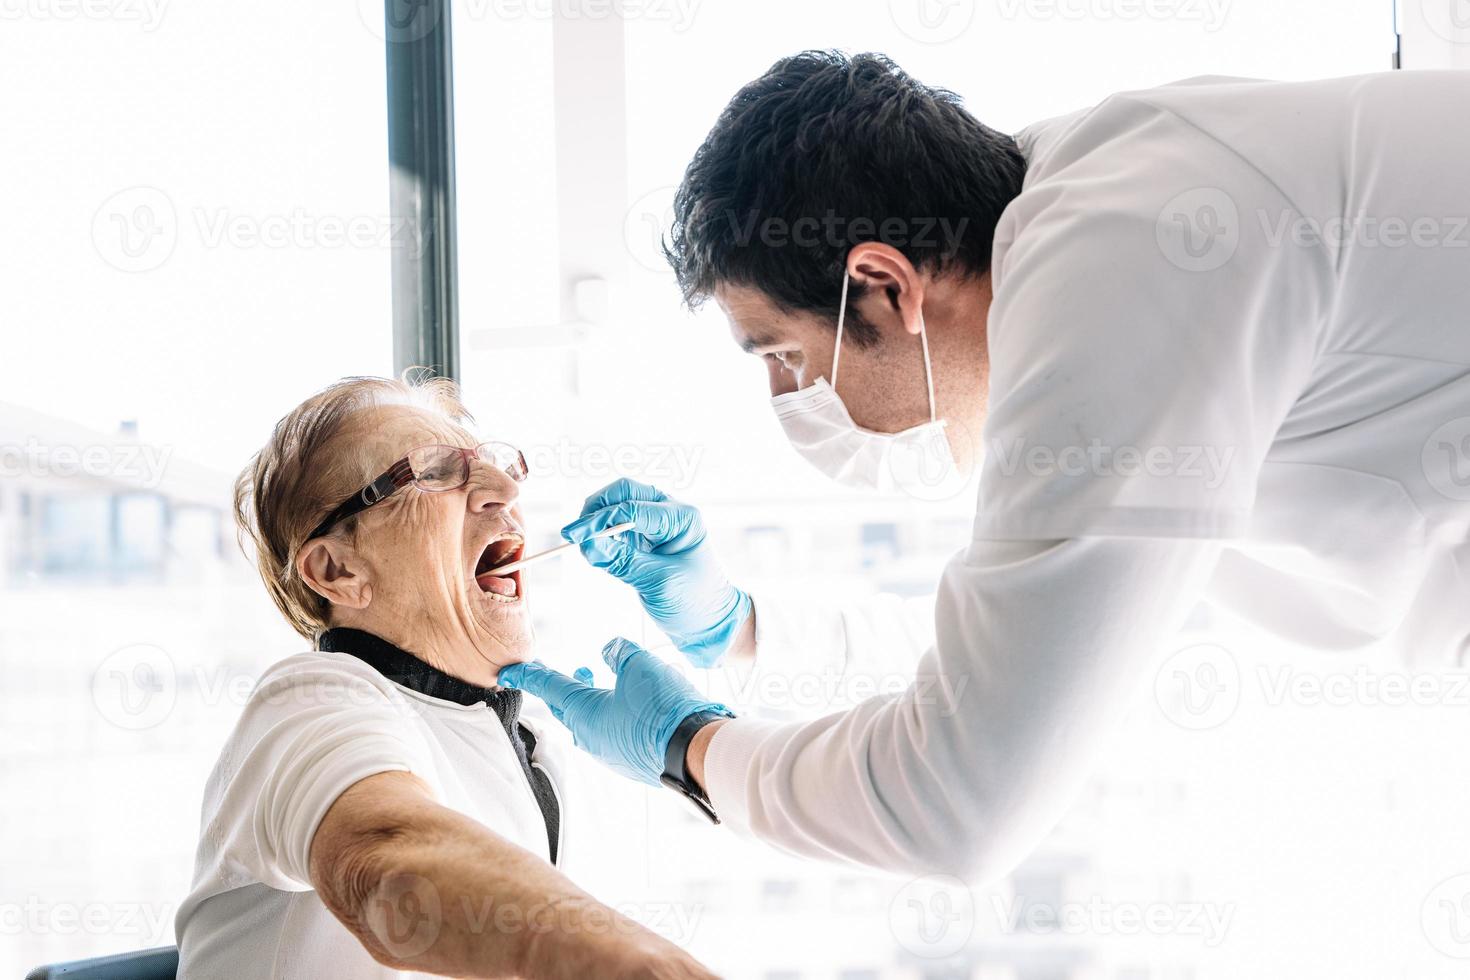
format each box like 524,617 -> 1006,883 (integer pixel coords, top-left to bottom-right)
733,588 -> 937,715
702,536 -> 1221,880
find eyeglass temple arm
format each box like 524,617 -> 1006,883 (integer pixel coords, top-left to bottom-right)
307,459 -> 415,541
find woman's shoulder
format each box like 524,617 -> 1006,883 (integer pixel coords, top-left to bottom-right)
244,649 -> 412,711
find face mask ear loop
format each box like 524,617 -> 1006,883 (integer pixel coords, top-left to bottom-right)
831,269 -> 851,392
918,307 -> 938,424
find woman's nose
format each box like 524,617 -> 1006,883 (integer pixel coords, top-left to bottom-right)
465,460 -> 521,513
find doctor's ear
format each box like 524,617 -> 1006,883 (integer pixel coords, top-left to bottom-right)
845,242 -> 926,336
297,538 -> 373,611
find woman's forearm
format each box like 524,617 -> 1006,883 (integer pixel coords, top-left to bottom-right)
312,772 -> 716,979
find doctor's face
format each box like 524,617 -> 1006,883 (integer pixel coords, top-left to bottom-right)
715,283 -> 942,438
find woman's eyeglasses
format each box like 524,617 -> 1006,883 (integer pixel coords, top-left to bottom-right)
307,441 -> 528,542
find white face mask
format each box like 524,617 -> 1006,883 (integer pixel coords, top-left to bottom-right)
771,270 -> 962,499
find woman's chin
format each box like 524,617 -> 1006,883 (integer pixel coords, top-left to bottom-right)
474,608 -> 534,656
486,640 -> 535,689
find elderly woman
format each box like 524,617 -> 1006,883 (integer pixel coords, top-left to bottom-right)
174,374 -> 716,980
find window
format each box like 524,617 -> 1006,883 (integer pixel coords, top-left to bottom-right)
1,2 -> 391,969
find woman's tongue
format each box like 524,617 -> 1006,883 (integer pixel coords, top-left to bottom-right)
477,572 -> 518,597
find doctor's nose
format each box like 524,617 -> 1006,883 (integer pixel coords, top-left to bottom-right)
766,356 -> 800,398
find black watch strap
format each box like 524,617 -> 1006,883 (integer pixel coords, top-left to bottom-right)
660,709 -> 733,825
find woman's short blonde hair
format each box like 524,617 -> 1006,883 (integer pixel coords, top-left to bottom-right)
234,370 -> 473,639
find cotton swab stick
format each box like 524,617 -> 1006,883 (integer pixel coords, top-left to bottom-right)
485,521 -> 637,577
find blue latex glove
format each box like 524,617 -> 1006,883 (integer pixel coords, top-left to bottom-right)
562,479 -> 752,667
498,638 -> 731,786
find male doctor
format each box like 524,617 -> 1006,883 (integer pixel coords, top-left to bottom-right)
501,51 -> 1470,879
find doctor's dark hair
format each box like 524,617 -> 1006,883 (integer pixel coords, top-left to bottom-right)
664,50 -> 1026,345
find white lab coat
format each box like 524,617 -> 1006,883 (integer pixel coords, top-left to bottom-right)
701,71 -> 1470,881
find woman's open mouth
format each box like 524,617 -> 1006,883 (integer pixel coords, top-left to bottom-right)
474,532 -> 524,603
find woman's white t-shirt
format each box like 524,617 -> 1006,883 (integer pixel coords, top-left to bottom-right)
175,650 -> 570,980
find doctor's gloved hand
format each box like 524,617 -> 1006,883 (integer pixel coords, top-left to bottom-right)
497,638 -> 732,787
563,478 -> 753,667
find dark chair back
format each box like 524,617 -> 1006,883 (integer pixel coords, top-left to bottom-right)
25,946 -> 178,980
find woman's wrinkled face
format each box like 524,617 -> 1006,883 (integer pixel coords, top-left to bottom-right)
331,404 -> 534,679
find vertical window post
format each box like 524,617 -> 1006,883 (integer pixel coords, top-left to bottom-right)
383,0 -> 460,381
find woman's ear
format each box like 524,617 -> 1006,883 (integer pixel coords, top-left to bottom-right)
297,538 -> 372,611
846,242 -> 927,335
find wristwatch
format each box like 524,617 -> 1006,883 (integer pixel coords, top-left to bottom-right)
660,709 -> 733,824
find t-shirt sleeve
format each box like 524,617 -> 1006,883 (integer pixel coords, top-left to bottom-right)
202,657 -> 440,891
975,95 -> 1331,540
